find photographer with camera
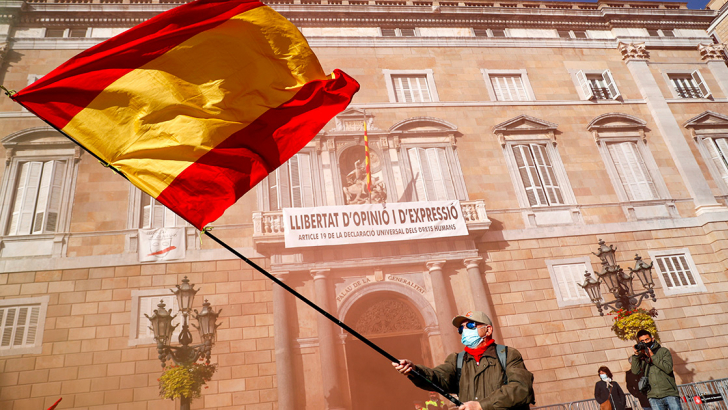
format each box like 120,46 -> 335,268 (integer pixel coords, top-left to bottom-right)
630,330 -> 680,410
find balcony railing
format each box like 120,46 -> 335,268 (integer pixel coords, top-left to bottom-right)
252,199 -> 490,244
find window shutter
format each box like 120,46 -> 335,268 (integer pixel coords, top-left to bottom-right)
394,76 -> 409,102
512,145 -> 547,206
298,153 -> 314,207
45,161 -> 65,232
152,200 -> 165,228
268,169 -> 279,210
33,162 -> 54,234
13,307 -> 28,347
418,148 -> 436,200
692,70 -> 711,99
576,70 -> 594,100
435,148 -> 457,200
407,148 -> 428,201
17,162 -> 43,235
530,144 -> 563,205
706,138 -> 728,186
491,76 -> 506,101
164,206 -> 177,228
609,142 -> 658,201
1,308 -> 15,347
553,264 -> 588,301
288,155 -> 302,208
491,75 -> 527,101
141,193 -> 152,228
278,163 -> 292,208
602,69 -> 621,100
26,306 -> 40,345
9,163 -> 29,235
139,297 -> 153,339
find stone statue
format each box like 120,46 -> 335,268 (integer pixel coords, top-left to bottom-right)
342,159 -> 387,204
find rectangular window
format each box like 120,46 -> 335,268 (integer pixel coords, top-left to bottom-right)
45,28 -> 65,38
69,28 -> 88,37
140,192 -> 182,228
704,137 -> 728,187
381,28 -> 397,36
8,160 -> 66,236
576,70 -> 620,100
0,297 -> 48,356
392,75 -> 432,103
129,291 -> 181,345
649,249 -> 706,295
491,29 -> 506,37
606,142 -> 658,201
490,75 -> 529,101
267,153 -> 314,210
552,263 -> 589,302
511,144 -> 563,207
669,72 -> 711,99
407,147 -> 457,201
400,28 -> 416,37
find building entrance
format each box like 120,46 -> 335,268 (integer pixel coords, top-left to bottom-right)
344,297 -> 433,410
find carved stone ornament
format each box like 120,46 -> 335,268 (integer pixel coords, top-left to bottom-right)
354,299 -> 423,335
334,107 -> 376,132
698,43 -> 726,61
342,159 -> 387,205
617,42 -> 649,61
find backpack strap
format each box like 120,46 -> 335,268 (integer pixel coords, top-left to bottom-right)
496,344 -> 508,384
456,350 -> 466,388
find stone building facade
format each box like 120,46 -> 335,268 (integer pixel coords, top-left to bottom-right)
1,0 -> 728,409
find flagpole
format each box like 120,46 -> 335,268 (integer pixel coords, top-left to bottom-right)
5,94 -> 463,407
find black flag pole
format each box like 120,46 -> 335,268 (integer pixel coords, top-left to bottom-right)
3,91 -> 464,407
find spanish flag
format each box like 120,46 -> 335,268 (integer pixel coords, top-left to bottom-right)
11,0 -> 359,230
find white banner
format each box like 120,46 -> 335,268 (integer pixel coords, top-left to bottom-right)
283,200 -> 468,248
138,228 -> 186,262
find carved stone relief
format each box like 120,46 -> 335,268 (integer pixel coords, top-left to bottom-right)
354,299 -> 422,335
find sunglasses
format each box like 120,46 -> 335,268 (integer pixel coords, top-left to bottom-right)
458,322 -> 478,334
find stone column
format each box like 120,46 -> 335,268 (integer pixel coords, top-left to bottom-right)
620,42 -> 723,214
463,258 -> 496,330
311,269 -> 345,410
426,260 -> 460,354
699,44 -> 728,98
272,271 -> 296,410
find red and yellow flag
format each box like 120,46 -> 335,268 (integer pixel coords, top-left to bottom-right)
11,0 -> 359,230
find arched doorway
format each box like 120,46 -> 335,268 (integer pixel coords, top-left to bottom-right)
344,293 -> 433,410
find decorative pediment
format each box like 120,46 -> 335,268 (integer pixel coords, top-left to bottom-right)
388,116 -> 457,134
2,127 -> 75,148
684,111 -> 728,137
333,107 -> 376,132
492,115 -> 558,134
587,113 -> 646,131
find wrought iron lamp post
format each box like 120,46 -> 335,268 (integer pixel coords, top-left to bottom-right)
580,239 -> 657,316
145,276 -> 221,410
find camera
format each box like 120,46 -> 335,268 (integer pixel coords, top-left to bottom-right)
634,341 -> 651,357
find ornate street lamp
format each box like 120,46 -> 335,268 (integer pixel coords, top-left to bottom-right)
146,276 -> 222,410
580,240 -> 657,316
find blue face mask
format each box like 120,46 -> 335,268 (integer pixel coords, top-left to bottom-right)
460,327 -> 483,348
600,374 -> 609,381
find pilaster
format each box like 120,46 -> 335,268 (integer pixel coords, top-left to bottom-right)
699,44 -> 728,99
425,260 -> 460,354
620,42 -> 724,214
271,271 -> 296,410
463,258 -> 497,338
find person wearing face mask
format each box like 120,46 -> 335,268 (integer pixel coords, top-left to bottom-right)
594,366 -> 626,410
630,330 -> 680,410
392,311 -> 535,410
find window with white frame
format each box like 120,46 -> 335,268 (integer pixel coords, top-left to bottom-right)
576,70 -> 621,100
129,290 -> 181,346
482,70 -> 535,102
0,296 -> 49,356
383,69 -> 439,104
511,144 -> 564,207
605,142 -> 659,201
139,192 -> 185,229
648,249 -> 707,295
406,147 -> 457,201
392,75 -> 432,103
546,258 -> 595,307
702,136 -> 728,187
7,160 -> 67,235
267,152 -> 315,210
668,72 -> 711,99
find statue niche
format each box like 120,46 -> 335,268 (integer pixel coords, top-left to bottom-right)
340,145 -> 387,204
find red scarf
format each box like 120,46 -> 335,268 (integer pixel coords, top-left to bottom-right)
464,339 -> 495,364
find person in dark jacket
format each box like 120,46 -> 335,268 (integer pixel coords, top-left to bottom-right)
392,311 -> 535,410
595,366 -> 627,410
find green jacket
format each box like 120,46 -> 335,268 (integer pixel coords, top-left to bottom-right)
630,343 -> 679,399
409,344 -> 535,410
